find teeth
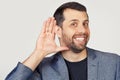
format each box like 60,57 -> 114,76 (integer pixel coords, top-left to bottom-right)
76,38 -> 84,41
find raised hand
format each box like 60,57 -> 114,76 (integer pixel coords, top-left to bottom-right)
35,17 -> 68,56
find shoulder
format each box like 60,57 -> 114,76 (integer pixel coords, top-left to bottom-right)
87,47 -> 120,62
37,53 -> 61,67
42,53 -> 60,63
87,48 -> 120,78
36,53 -> 62,74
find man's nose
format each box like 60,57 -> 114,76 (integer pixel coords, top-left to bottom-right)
76,25 -> 86,33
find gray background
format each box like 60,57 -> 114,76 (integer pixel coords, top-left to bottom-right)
0,0 -> 120,79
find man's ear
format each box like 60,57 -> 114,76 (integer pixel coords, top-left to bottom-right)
55,26 -> 62,38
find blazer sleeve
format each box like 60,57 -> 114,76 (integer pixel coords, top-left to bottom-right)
5,62 -> 41,80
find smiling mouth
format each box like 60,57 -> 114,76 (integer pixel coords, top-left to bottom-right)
73,37 -> 86,44
75,37 -> 85,41
73,34 -> 87,41
72,34 -> 88,45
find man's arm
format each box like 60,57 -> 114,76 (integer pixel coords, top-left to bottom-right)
5,17 -> 68,80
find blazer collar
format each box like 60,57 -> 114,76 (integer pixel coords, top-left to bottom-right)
87,47 -> 98,80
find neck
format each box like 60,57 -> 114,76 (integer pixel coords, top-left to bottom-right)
62,48 -> 87,62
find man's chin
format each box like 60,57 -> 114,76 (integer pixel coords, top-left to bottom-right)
70,45 -> 86,53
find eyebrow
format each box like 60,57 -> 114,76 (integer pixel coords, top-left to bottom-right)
69,19 -> 89,22
69,19 -> 79,22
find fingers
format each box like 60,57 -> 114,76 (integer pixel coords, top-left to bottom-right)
41,17 -> 56,34
45,17 -> 56,33
41,20 -> 47,34
45,18 -> 51,33
49,17 -> 55,33
52,19 -> 56,34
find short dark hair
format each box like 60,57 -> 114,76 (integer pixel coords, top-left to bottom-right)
53,2 -> 87,27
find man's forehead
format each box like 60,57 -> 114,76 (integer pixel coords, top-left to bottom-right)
63,9 -> 88,21
64,17 -> 89,23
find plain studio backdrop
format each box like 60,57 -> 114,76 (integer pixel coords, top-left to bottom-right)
0,0 -> 120,79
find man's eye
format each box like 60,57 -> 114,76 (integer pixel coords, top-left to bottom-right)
71,23 -> 77,27
83,22 -> 88,27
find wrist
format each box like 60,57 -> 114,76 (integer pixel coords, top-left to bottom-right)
33,49 -> 47,58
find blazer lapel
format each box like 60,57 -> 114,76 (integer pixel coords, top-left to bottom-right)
51,53 -> 69,80
87,48 -> 98,80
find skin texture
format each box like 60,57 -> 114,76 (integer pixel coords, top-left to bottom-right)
23,8 -> 90,71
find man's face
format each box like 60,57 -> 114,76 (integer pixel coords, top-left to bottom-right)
60,8 -> 90,53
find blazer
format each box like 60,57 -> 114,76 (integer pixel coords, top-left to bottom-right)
5,47 -> 120,80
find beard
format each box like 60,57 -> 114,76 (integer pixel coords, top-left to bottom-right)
62,32 -> 89,53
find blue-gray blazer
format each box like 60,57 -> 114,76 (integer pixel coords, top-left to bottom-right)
5,48 -> 120,80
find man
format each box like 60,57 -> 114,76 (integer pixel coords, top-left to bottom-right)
5,2 -> 120,80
